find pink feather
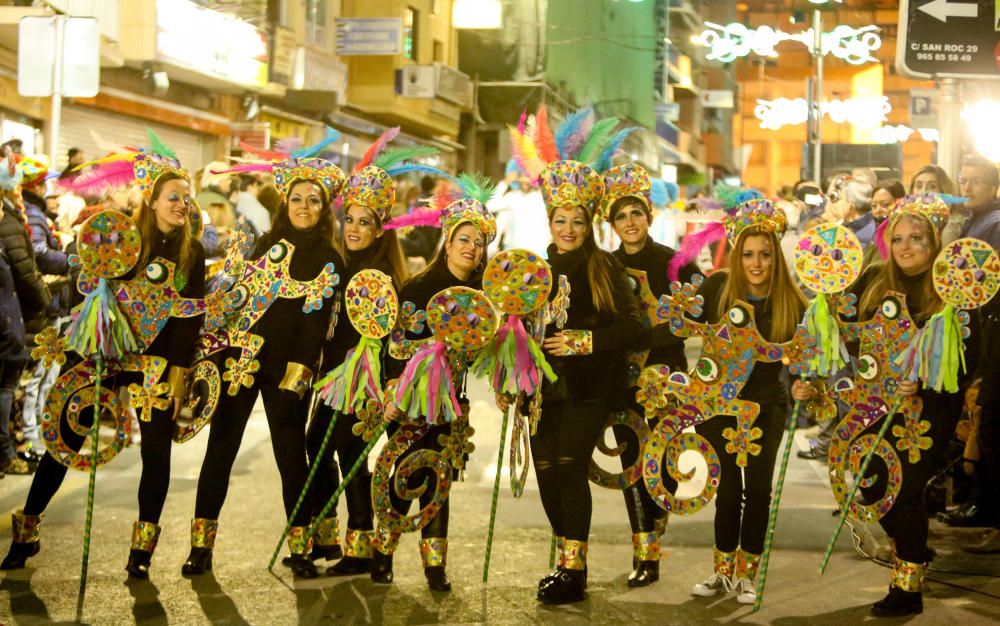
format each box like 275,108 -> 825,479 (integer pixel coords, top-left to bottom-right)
534,106 -> 559,164
63,160 -> 135,196
874,217 -> 890,260
668,221 -> 726,281
517,110 -> 528,136
239,141 -> 287,161
383,208 -> 443,230
355,127 -> 400,173
210,163 -> 275,175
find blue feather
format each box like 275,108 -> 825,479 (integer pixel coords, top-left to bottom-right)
292,127 -> 340,159
937,193 -> 968,206
650,179 -> 668,208
554,108 -> 594,160
595,127 -> 636,173
384,163 -> 449,178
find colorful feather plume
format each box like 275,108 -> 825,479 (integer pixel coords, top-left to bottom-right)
576,117 -> 620,165
874,218 -> 890,260
533,106 -> 559,164
555,107 -> 595,160
508,124 -> 545,179
374,145 -> 439,171
384,163 -> 447,178
595,127 -> 636,173
457,172 -> 496,206
383,208 -> 445,231
292,126 -> 340,159
146,128 -> 177,160
716,185 -> 762,210
355,127 -> 400,173
668,221 -> 726,281
209,162 -> 275,176
273,136 -> 303,154
239,141 -> 288,161
63,160 -> 137,196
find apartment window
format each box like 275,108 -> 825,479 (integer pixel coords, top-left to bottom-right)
267,0 -> 289,27
433,39 -> 444,63
306,0 -> 327,46
404,7 -> 419,61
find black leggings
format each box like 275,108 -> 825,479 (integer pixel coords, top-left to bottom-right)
860,395 -> 960,563
696,400 -> 787,554
612,409 -> 671,534
531,399 -> 608,542
193,361 -> 312,526
307,403 -> 373,530
24,383 -> 174,524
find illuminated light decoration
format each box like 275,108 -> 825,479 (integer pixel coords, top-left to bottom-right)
698,22 -> 881,65
874,125 -> 940,144
961,101 -> 1000,162
452,0 -> 502,29
754,96 -> 890,131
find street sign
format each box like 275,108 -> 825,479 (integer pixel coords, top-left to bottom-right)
701,89 -> 734,109
335,18 -> 403,56
655,102 -> 680,122
909,88 -> 938,129
18,16 -> 100,97
897,0 -> 1000,80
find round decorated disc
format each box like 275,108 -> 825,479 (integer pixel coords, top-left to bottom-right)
482,249 -> 553,315
77,210 -> 141,279
345,269 -> 399,339
933,237 -> 1000,310
794,223 -> 863,294
426,286 -> 499,352
188,197 -> 204,240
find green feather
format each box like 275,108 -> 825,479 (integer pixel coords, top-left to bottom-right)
146,128 -> 177,160
576,117 -> 620,165
372,145 -> 439,170
458,172 -> 496,205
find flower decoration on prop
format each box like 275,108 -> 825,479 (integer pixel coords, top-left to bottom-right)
794,224 -> 863,377
394,287 -> 498,424
898,238 -> 1000,393
342,126 -> 443,224
508,106 -> 633,217
667,187 -> 787,281
873,193 -> 961,260
315,269 -> 399,414
472,249 -> 556,396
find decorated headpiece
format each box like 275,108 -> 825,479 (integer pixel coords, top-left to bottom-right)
508,106 -> 633,217
668,187 -> 787,280
341,127 -> 443,224
19,156 -> 50,189
67,129 -> 190,202
874,193 -> 959,260
601,163 -> 652,222
0,148 -> 23,191
383,172 -> 498,244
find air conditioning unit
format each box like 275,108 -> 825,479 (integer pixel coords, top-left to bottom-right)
397,64 -> 473,110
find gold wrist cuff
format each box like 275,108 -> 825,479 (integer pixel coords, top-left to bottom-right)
279,362 -> 315,398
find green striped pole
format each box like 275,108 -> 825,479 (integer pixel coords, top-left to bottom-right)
482,407 -> 510,583
78,357 -> 104,605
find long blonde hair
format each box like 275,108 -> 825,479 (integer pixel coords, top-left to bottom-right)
858,212 -> 942,323
716,228 -> 805,342
133,172 -> 195,283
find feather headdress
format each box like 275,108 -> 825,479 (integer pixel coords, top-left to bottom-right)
64,128 -> 187,201
384,171 -> 498,244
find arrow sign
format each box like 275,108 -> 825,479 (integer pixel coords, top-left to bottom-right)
918,0 -> 979,23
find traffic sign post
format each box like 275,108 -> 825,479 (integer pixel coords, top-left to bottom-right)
897,0 -> 1000,80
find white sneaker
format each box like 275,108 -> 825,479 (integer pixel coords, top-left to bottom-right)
691,572 -> 733,597
734,577 -> 756,604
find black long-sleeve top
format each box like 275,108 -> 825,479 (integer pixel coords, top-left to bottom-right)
543,243 -> 644,404
693,270 -> 800,406
251,224 -> 344,369
976,295 -> 1000,408
133,228 -> 206,368
320,244 -> 397,370
613,237 -> 699,373
385,261 -> 480,382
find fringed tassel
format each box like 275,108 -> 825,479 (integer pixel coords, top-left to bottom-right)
315,337 -> 384,414
472,315 -> 556,396
803,294 -> 846,377
895,305 -> 966,393
65,278 -> 138,359
394,342 -> 461,424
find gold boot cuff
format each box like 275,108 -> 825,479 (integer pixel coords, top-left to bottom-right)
313,516 -> 340,547
131,521 -> 162,553
736,548 -> 762,581
713,547 -> 736,578
345,529 -> 375,559
279,362 -> 314,398
892,559 -> 926,593
419,538 -> 448,568
632,532 -> 661,562
11,510 -> 42,543
191,518 -> 218,549
287,526 -> 313,556
166,366 -> 190,399
560,539 -> 588,571
374,527 -> 400,556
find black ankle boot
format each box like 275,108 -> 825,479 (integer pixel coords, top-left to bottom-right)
288,553 -> 318,579
537,569 -> 586,604
871,586 -> 923,617
1,541 -> 39,570
125,549 -> 152,580
181,547 -> 213,576
310,543 -> 343,562
627,561 -> 659,588
327,556 -> 372,576
370,551 -> 393,584
425,565 -> 452,592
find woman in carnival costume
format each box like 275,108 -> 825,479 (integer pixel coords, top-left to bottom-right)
837,194 -> 984,616
298,129 -> 425,574
1,136 -> 206,579
508,107 -> 645,604
663,190 -> 811,604
597,162 -> 700,587
181,144 -> 346,579
370,173 -> 498,591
